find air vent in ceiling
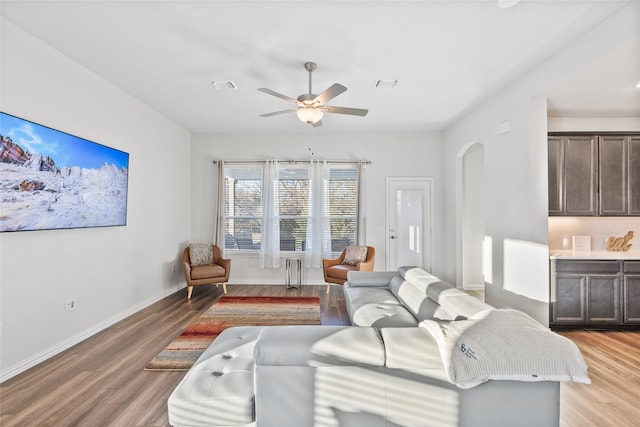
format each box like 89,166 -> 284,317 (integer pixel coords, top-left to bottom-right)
211,81 -> 238,90
373,79 -> 398,89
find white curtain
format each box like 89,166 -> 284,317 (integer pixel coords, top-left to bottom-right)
213,160 -> 225,254
304,160 -> 331,267
259,160 -> 281,268
356,161 -> 367,244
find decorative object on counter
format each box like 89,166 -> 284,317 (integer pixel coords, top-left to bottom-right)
572,236 -> 591,252
606,231 -> 633,252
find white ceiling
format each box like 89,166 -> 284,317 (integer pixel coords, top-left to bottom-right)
1,0 -> 638,133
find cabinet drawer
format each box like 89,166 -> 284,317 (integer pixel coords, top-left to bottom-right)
623,261 -> 640,273
555,261 -> 620,274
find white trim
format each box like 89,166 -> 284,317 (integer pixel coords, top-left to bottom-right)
385,177 -> 434,272
455,141 -> 485,289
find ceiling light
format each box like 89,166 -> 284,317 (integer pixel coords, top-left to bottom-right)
497,0 -> 521,8
296,107 -> 324,124
635,81 -> 640,88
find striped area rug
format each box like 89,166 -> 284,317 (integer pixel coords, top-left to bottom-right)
144,295 -> 321,370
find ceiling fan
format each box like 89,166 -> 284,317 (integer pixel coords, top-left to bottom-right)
258,61 -> 368,127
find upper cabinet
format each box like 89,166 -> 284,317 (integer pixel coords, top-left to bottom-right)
629,137 -> 640,215
548,135 -> 598,216
549,133 -> 640,217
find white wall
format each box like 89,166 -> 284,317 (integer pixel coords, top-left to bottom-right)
0,20 -> 191,381
442,2 -> 639,326
190,131 -> 445,285
548,117 -> 640,132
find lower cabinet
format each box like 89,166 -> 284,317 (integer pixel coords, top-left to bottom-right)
551,259 -> 639,329
623,261 -> 640,324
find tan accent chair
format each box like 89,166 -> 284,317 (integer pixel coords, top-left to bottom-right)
323,246 -> 375,294
183,245 -> 231,299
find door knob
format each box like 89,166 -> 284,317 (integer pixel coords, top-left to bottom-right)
390,235 -> 398,239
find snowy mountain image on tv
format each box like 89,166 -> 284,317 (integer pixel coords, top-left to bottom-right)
0,112 -> 129,232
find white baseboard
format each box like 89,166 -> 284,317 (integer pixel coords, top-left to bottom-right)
0,281 -> 332,383
462,283 -> 485,291
0,288 -> 177,383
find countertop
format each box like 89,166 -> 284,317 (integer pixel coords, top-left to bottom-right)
549,250 -> 640,260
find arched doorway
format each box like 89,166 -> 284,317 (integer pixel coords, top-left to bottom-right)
456,142 -> 485,290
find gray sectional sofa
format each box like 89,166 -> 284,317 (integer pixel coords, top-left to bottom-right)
343,266 -> 493,327
168,266 -> 590,427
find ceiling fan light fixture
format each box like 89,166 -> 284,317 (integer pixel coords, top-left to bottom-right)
259,61 -> 367,125
297,107 -> 324,124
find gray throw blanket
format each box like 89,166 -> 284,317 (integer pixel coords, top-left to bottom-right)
420,309 -> 591,389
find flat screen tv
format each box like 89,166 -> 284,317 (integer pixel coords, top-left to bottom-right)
0,112 -> 129,232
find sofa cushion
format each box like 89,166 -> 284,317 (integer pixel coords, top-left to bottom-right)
326,263 -> 356,281
189,243 -> 213,266
350,303 -> 420,327
380,327 -> 444,371
191,263 -> 226,280
389,275 -> 448,321
398,265 -> 437,282
436,288 -> 494,319
345,286 -> 402,307
168,326 -> 262,426
255,325 -> 385,367
346,271 -> 397,287
342,245 -> 368,265
344,284 -> 419,327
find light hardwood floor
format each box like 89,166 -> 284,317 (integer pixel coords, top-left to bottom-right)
0,284 -> 638,426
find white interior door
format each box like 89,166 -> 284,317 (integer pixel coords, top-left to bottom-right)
386,178 -> 433,271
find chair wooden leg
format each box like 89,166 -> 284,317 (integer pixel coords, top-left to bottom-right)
222,283 -> 228,294
326,283 -> 331,294
187,286 -> 193,299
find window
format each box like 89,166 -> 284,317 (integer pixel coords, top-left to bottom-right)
222,162 -> 359,254
278,167 -> 309,251
327,168 -> 358,252
223,166 -> 262,250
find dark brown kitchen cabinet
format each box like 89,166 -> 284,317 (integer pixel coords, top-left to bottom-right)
548,136 -> 564,215
549,133 -> 640,217
629,137 -> 640,215
551,260 -> 620,326
548,135 -> 598,216
599,136 -> 640,215
623,261 -> 640,324
551,259 -> 640,329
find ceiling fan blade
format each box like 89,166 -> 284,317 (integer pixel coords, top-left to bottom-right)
320,106 -> 368,117
313,83 -> 347,105
259,108 -> 298,117
258,88 -> 300,105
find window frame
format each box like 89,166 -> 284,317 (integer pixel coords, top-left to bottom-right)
221,161 -> 359,255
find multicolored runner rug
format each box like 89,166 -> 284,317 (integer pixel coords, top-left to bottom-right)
144,295 -> 321,370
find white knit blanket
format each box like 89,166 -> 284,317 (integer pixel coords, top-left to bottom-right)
420,309 -> 591,389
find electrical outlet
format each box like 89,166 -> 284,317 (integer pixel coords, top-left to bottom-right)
65,298 -> 77,312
